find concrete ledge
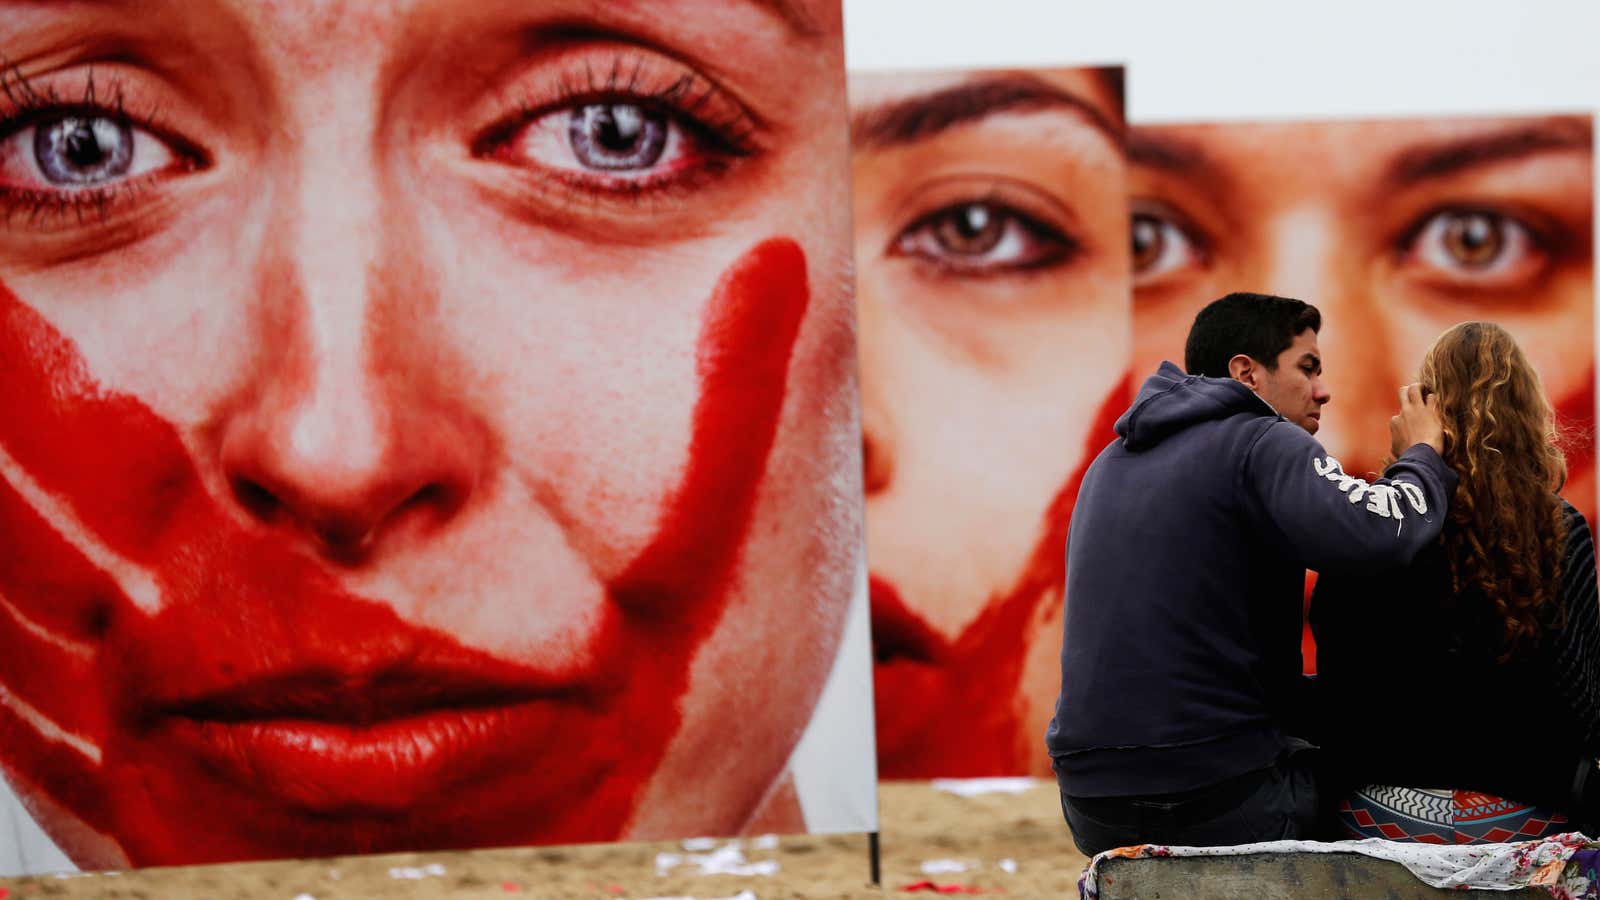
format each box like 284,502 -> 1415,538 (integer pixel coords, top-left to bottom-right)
1095,852 -> 1552,899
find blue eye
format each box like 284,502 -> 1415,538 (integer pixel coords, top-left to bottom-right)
469,51 -> 760,205
34,115 -> 134,186
567,104 -> 669,171
0,108 -> 181,197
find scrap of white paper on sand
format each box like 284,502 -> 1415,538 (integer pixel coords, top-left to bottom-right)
930,777 -> 1038,797
656,842 -> 778,877
387,862 -> 446,879
921,859 -> 974,874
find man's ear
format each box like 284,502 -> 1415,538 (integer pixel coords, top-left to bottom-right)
1227,354 -> 1259,389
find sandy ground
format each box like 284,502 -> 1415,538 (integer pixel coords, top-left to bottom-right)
0,780 -> 1091,899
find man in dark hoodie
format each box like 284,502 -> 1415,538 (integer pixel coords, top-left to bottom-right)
1045,292 -> 1456,854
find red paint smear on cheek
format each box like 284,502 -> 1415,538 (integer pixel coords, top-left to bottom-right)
600,237 -> 810,827
873,376 -> 1130,777
0,238 -> 808,866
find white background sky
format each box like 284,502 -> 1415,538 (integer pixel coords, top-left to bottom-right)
844,0 -> 1600,122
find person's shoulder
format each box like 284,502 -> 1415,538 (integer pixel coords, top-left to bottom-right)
1236,414 -> 1319,459
1559,498 -> 1595,555
1559,496 -> 1589,527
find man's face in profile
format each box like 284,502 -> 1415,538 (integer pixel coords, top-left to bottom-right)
1247,329 -> 1330,435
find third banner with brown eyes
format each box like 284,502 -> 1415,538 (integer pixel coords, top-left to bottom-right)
1128,113 -> 1595,673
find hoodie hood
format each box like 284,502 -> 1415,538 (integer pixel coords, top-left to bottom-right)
1115,361 -> 1280,451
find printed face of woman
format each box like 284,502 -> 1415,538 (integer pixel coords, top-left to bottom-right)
0,0 -> 861,868
849,68 -> 1129,777
1130,116 -> 1594,517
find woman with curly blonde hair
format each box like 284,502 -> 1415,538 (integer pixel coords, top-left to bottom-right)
1312,321 -> 1600,844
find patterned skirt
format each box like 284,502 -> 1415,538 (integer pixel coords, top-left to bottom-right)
1339,785 -> 1570,844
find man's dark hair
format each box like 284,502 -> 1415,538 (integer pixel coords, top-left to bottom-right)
1184,292 -> 1322,377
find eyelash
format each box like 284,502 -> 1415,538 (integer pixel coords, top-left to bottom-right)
0,50 -> 759,235
1397,205 -> 1547,258
895,201 -> 1077,276
470,52 -> 760,201
0,66 -> 204,227
1130,204 -> 1209,284
1131,201 -> 1555,289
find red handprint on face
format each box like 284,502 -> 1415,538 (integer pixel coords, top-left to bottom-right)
0,238 -> 810,865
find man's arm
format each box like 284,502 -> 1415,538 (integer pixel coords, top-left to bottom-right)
1242,386 -> 1457,574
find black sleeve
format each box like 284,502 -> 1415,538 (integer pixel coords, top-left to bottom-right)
1546,503 -> 1600,750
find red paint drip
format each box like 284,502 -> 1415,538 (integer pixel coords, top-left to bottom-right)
0,237 -> 809,866
573,236 -> 810,838
898,881 -> 990,894
873,376 -> 1131,777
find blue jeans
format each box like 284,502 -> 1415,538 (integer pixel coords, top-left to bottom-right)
1060,745 -> 1321,856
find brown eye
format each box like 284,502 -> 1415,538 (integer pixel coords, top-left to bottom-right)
932,203 -> 1004,255
1131,213 -> 1164,272
1440,211 -> 1504,268
1129,208 -> 1201,284
1405,207 -> 1543,287
892,200 -> 1075,274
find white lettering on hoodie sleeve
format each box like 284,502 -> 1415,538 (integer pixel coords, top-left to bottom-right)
1311,456 -> 1430,532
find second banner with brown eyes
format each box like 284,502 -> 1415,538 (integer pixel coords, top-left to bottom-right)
848,66 -> 1131,779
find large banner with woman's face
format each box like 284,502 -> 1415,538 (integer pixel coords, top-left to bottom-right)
849,67 -> 1130,777
0,0 -> 875,873
1128,113 -> 1596,668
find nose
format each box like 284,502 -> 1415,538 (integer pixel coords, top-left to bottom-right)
1259,207 -> 1391,471
1313,377 -> 1332,406
861,400 -> 895,495
855,283 -> 895,496
218,121 -> 483,563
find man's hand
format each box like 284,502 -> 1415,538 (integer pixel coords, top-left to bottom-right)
1390,382 -> 1444,457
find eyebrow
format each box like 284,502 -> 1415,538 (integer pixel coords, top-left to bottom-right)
1382,119 -> 1593,187
851,73 -> 1123,151
1127,129 -> 1234,192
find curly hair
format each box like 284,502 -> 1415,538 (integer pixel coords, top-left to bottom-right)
1419,322 -> 1568,658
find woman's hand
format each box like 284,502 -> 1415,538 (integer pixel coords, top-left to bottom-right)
1390,382 -> 1444,457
